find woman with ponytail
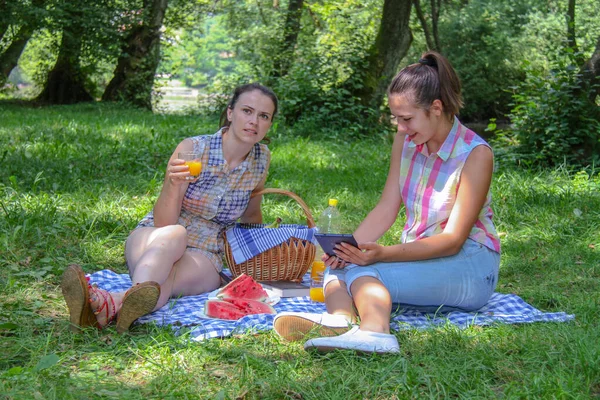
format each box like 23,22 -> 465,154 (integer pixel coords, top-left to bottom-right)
274,52 -> 501,354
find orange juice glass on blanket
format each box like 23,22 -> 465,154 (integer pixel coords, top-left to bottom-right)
310,260 -> 326,302
178,151 -> 202,181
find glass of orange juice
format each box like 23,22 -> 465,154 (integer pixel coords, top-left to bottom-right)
178,151 -> 202,181
309,260 -> 326,302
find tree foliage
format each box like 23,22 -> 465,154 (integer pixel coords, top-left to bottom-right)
158,17 -> 236,88
0,0 -> 48,86
2,0 -> 600,166
435,0 -> 534,121
352,0 -> 412,110
188,0 -> 385,137
490,0 -> 600,168
101,0 -> 210,108
494,53 -> 600,168
102,0 -> 170,109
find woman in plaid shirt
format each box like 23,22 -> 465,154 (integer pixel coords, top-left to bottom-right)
274,52 -> 501,354
62,83 -> 278,333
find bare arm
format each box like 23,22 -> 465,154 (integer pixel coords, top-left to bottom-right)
152,139 -> 195,227
239,152 -> 271,224
324,132 -> 404,268
352,131 -> 405,243
336,144 -> 494,265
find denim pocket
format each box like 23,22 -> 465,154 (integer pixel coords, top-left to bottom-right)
459,239 -> 490,260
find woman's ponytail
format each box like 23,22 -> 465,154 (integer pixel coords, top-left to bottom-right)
388,51 -> 463,118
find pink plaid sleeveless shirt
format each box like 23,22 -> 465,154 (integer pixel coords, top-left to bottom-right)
399,117 -> 500,253
137,129 -> 270,270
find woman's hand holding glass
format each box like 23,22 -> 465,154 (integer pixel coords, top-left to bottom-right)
169,152 -> 202,184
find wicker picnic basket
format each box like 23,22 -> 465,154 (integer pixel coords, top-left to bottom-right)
223,188 -> 316,282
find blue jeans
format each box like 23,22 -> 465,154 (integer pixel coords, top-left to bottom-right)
324,239 -> 500,312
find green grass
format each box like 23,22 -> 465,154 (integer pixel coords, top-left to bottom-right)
1,102 -> 599,399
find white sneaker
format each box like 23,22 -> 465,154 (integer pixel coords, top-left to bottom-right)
304,326 -> 400,354
273,312 -> 354,342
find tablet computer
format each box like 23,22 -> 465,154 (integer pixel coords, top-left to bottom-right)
314,233 -> 359,257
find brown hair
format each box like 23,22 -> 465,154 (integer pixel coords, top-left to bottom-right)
387,51 -> 463,118
219,83 -> 279,129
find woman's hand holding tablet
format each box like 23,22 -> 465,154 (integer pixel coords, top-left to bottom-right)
314,233 -> 359,257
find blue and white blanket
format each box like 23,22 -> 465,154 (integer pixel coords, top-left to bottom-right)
88,270 -> 575,341
225,223 -> 317,264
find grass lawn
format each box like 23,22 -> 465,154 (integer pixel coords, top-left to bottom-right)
0,102 -> 599,399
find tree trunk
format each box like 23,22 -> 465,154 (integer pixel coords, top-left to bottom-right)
413,0 -> 441,51
431,0 -> 441,51
35,15 -> 93,104
0,0 -> 45,84
581,35 -> 600,103
102,0 -> 169,109
413,0 -> 434,50
272,0 -> 303,78
566,0 -> 577,51
566,0 -> 598,105
0,25 -> 34,86
0,0 -> 8,41
353,0 -> 412,109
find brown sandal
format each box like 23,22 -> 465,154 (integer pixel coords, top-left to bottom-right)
116,281 -> 160,333
61,264 -> 98,332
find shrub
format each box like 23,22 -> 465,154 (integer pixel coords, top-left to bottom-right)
493,53 -> 600,168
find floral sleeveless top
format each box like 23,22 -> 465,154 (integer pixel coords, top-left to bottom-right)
137,129 -> 270,269
399,117 -> 500,253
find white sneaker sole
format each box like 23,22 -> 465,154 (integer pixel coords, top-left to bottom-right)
304,326 -> 401,354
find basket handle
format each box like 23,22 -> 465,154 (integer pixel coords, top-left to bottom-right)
251,188 -> 316,228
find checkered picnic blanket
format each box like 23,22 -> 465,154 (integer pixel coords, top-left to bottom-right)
88,270 -> 575,341
225,223 -> 317,264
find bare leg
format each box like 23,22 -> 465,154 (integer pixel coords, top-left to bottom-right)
324,280 -> 357,323
124,225 -> 221,310
350,276 -> 392,334
74,225 -> 217,329
89,225 -> 194,325
273,280 -> 356,341
125,225 -> 189,285
95,254 -> 225,324
302,276 -> 399,353
152,250 -> 221,311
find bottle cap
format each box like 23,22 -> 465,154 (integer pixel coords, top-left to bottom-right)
328,199 -> 338,206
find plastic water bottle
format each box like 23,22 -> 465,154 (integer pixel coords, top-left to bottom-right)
310,199 -> 342,302
317,198 -> 342,234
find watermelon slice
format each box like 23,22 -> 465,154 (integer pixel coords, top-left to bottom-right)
204,299 -> 247,320
217,273 -> 268,301
223,298 -> 276,315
